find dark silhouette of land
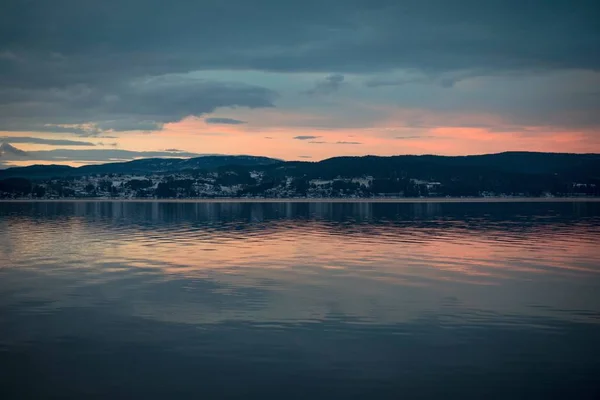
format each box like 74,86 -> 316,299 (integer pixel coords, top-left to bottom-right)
1,152 -> 599,198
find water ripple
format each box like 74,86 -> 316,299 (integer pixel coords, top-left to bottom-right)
1,201 -> 600,398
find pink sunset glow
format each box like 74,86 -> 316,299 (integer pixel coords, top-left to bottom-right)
107,110 -> 600,161
0,3 -> 598,166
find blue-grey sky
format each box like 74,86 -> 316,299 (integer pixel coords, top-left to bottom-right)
0,0 -> 599,165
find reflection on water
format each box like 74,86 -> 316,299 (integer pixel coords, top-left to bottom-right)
1,201 -> 599,399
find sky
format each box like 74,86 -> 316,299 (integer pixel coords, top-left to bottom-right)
0,0 -> 599,166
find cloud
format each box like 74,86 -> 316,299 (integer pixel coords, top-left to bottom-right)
2,1 -> 597,81
365,68 -> 488,89
0,136 -> 95,146
264,136 -> 273,139
0,149 -> 205,163
205,117 -> 247,125
305,74 -> 345,95
336,141 -> 362,145
93,120 -> 164,133
165,148 -> 185,152
293,135 -> 321,140
0,76 -> 277,135
309,141 -> 327,144
298,155 -> 312,158
394,136 -> 435,140
0,0 -> 598,143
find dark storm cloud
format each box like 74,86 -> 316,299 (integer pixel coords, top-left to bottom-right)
0,136 -> 95,146
0,77 -> 277,134
1,0 -> 597,82
294,136 -> 321,140
305,74 -> 345,95
0,0 -> 598,133
205,117 -> 247,125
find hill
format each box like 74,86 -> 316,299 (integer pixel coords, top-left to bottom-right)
0,155 -> 282,179
0,152 -> 599,198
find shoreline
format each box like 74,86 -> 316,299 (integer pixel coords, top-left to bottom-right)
1,197 -> 600,204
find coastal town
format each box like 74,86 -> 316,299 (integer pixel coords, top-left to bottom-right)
0,171 -> 443,199
0,169 -> 597,200
1,151 -> 599,199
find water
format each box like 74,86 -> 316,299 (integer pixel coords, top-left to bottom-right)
1,201 -> 599,399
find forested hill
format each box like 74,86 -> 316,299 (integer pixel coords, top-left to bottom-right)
0,155 -> 282,179
0,152 -> 599,198
2,152 -> 599,179
272,152 -> 600,180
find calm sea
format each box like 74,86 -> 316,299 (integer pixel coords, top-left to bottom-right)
1,201 -> 599,399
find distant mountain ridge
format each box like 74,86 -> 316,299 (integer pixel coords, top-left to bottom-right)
0,151 -> 599,181
0,154 -> 283,179
0,142 -> 28,157
0,143 -> 224,166
293,152 -> 600,179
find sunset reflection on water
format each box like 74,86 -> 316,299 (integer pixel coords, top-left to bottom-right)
1,201 -> 599,399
